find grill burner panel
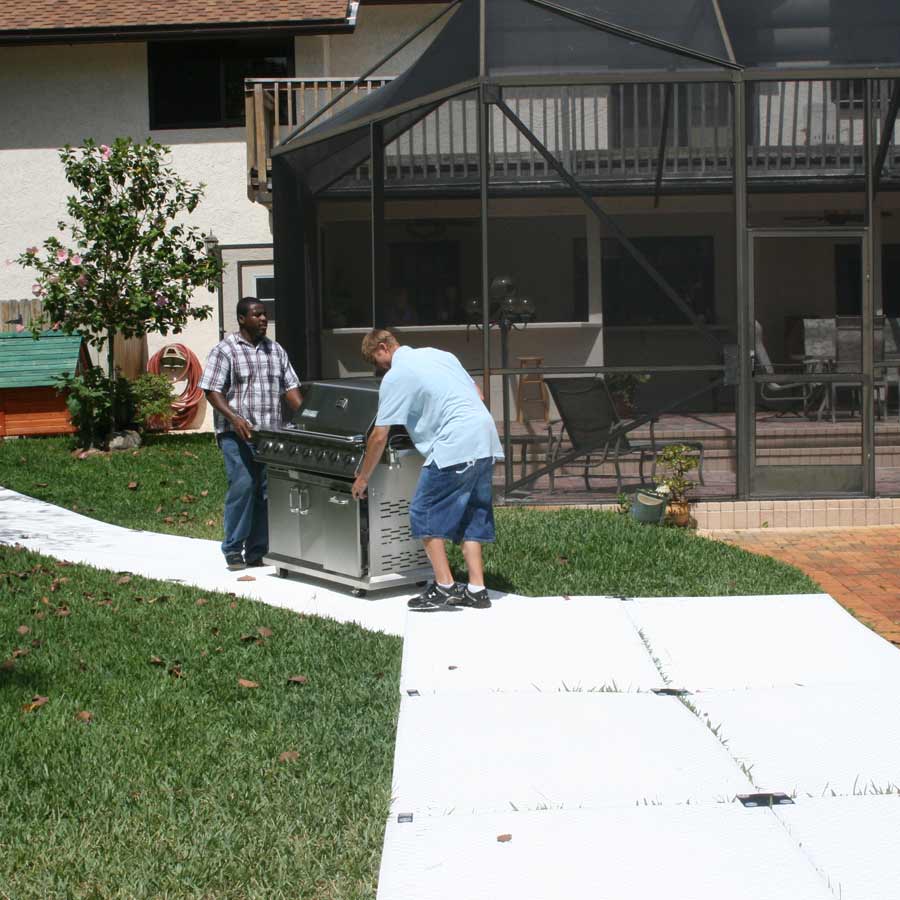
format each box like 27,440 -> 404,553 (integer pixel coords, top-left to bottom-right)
255,379 -> 429,595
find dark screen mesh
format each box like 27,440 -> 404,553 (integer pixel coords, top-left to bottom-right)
720,1 -> 900,68
487,0 -> 730,76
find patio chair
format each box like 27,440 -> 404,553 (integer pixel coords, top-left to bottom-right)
544,376 -> 704,493
755,320 -> 825,416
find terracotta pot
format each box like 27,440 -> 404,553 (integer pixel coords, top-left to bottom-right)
667,499 -> 692,527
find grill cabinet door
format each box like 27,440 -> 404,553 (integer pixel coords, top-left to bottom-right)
322,488 -> 363,577
267,468 -> 302,561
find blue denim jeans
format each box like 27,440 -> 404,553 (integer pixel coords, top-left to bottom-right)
219,432 -> 268,561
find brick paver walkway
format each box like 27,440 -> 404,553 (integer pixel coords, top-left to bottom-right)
711,526 -> 900,647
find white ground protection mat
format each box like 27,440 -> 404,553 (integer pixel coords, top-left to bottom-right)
627,593 -> 900,690
694,685 -> 900,798
390,692 -> 752,817
777,795 -> 900,900
400,595 -> 664,694
377,804 -> 835,900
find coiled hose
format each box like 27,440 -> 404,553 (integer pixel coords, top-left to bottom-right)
146,343 -> 204,430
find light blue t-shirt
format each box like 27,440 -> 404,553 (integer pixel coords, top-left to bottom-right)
375,346 -> 504,468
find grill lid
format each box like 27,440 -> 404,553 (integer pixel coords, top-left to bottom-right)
286,378 -> 382,439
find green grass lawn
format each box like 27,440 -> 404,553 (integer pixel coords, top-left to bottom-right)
0,434 -> 817,596
0,434 -> 819,897
0,433 -> 225,540
0,543 -> 401,900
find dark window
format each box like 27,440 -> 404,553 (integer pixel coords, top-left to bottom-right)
387,242 -> 462,326
835,243 -> 900,316
600,236 -> 715,326
149,39 -> 293,129
254,276 -> 276,322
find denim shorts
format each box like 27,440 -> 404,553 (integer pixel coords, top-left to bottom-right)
409,457 -> 496,544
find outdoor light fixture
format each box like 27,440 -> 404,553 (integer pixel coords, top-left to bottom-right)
202,230 -> 226,340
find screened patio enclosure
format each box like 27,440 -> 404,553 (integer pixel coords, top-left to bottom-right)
271,0 -> 900,502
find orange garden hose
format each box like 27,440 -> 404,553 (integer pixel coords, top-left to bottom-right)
146,343 -> 205,430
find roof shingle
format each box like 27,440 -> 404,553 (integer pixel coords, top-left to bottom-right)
1,1 -> 350,37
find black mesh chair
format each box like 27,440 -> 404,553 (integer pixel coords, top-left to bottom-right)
544,377 -> 704,493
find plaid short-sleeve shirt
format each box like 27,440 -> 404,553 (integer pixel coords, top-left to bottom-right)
199,333 -> 300,434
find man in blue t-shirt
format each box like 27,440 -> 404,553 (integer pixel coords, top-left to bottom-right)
351,329 -> 503,611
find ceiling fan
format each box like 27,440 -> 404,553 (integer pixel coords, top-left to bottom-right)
781,210 -> 865,226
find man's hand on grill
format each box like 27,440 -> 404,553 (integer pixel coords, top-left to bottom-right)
351,475 -> 368,500
229,415 -> 253,442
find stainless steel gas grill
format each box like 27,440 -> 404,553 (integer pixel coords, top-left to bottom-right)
254,378 -> 429,596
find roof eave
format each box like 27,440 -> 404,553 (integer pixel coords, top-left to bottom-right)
0,18 -> 355,46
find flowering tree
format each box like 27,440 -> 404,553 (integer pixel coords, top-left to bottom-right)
16,138 -> 222,381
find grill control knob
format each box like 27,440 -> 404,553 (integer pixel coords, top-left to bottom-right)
302,447 -> 313,458
328,450 -> 340,462
262,440 -> 274,452
275,443 -> 285,454
315,448 -> 326,460
345,454 -> 358,468
290,445 -> 300,456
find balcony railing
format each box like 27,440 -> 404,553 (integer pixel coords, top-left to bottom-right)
246,77 -> 900,204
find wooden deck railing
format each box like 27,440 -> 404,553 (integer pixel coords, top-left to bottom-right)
246,77 -> 900,204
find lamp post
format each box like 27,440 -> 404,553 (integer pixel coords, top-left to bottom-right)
467,276 -> 537,485
203,231 -> 224,340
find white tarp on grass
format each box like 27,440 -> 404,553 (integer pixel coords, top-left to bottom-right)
390,692 -> 752,817
777,795 -> 900,900
377,804 -> 835,900
400,594 -> 664,694
693,685 -> 900,798
626,594 -> 900,690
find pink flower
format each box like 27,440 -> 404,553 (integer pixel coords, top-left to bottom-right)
50,321 -> 61,331
56,248 -> 69,262
70,254 -> 82,266
100,144 -> 112,160
26,246 -> 38,256
31,283 -> 43,296
154,296 -> 168,308
76,274 -> 88,288
48,274 -> 60,284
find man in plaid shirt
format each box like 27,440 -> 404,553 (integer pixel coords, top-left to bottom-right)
200,297 -> 302,570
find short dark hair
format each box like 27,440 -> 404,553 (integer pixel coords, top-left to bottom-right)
236,296 -> 264,319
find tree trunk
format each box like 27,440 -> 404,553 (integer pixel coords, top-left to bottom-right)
107,327 -> 117,442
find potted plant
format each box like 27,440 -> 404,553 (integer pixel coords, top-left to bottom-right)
655,443 -> 699,527
605,373 -> 651,418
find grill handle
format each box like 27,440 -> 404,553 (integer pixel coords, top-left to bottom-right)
290,487 -> 311,516
328,495 -> 350,506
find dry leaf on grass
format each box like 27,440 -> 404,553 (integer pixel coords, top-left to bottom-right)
16,625 -> 30,636
1,659 -> 15,672
163,516 -> 175,524
168,665 -> 183,678
22,695 -> 49,713
149,656 -> 165,666
236,575 -> 256,582
75,710 -> 93,724
200,490 -> 209,497
11,648 -> 29,659
238,678 -> 259,689
54,606 -> 71,617
497,834 -> 513,843
257,626 -> 273,639
205,519 -> 216,526
33,482 -> 49,488
278,751 -> 300,763
229,602 -> 238,609
195,598 -> 208,606
127,482 -> 138,490
287,675 -> 308,686
239,634 -> 256,643
116,575 -> 132,585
